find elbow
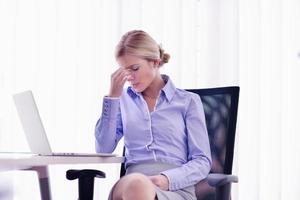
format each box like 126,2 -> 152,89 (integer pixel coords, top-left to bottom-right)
95,140 -> 116,153
199,154 -> 212,177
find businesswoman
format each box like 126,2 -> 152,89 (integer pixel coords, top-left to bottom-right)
95,30 -> 211,200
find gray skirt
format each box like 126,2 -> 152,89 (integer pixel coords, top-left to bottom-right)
108,162 -> 197,200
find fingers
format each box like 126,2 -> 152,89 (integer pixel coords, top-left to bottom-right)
111,67 -> 125,80
108,67 -> 130,97
148,175 -> 169,191
114,67 -> 130,81
148,176 -> 160,187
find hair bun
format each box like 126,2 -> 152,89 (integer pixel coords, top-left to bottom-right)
159,46 -> 170,66
161,53 -> 170,64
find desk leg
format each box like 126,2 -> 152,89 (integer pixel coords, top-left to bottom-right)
27,166 -> 52,200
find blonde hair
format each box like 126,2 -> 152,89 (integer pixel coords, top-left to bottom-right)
115,30 -> 170,66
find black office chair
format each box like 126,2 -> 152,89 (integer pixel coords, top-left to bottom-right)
66,86 -> 240,200
186,87 -> 239,200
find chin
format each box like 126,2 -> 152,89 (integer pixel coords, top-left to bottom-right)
132,84 -> 144,92
134,88 -> 143,93
133,86 -> 146,93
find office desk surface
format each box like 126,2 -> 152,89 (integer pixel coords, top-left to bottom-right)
0,153 -> 124,167
0,153 -> 124,200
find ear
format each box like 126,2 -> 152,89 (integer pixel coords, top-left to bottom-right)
152,59 -> 160,68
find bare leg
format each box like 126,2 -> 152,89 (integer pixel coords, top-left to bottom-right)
112,173 -> 156,200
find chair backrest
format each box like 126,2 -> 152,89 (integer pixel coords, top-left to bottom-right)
120,86 -> 240,200
187,86 -> 239,200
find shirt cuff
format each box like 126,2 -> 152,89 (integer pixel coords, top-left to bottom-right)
161,168 -> 191,191
104,96 -> 120,100
101,97 -> 120,118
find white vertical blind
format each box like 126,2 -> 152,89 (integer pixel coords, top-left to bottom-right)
238,0 -> 300,200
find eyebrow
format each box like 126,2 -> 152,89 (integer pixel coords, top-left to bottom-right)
125,64 -> 140,70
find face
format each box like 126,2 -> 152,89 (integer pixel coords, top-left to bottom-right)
117,54 -> 159,92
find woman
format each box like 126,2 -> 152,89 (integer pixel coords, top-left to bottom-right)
95,30 -> 211,200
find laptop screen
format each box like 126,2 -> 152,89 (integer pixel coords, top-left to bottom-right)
13,90 -> 52,155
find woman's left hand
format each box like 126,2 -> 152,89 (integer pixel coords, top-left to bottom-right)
148,175 -> 169,191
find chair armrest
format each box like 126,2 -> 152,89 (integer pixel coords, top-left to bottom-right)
66,169 -> 105,180
66,169 -> 106,200
207,173 -> 238,187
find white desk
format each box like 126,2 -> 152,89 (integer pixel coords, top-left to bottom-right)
0,153 -> 124,200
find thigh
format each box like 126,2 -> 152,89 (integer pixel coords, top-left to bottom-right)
155,186 -> 197,200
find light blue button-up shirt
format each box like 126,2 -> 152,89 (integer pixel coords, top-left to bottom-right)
95,75 -> 211,191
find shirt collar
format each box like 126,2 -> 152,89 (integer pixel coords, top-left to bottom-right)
126,74 -> 176,103
160,75 -> 176,103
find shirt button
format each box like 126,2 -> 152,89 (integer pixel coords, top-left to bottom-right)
146,145 -> 151,151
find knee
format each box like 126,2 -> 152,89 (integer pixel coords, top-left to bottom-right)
124,173 -> 152,190
112,173 -> 156,200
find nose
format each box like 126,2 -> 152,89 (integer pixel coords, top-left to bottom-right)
126,73 -> 134,82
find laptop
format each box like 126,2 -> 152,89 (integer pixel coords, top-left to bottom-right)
13,90 -> 115,157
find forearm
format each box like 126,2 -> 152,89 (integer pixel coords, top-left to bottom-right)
161,156 -> 211,191
95,118 -> 118,152
95,97 -> 123,153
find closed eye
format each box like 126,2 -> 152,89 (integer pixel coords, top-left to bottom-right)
131,64 -> 140,71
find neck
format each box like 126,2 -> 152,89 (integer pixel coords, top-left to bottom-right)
142,75 -> 165,99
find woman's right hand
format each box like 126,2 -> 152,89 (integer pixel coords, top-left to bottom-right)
108,67 -> 128,98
